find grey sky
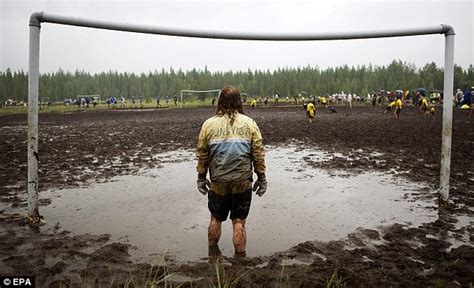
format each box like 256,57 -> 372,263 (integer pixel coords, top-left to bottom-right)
1,0 -> 472,74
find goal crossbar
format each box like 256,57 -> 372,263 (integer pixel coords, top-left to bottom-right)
27,11 -> 455,222
181,89 -> 221,93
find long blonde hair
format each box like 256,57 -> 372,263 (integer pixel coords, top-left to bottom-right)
216,86 -> 244,125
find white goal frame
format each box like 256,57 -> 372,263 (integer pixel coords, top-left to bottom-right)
26,11 -> 455,222
180,89 -> 221,108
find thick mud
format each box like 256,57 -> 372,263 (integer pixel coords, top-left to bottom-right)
32,147 -> 439,263
0,106 -> 473,287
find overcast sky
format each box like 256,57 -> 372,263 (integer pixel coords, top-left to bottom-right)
0,0 -> 472,74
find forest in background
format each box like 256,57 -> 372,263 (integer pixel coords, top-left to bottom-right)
1,60 -> 473,102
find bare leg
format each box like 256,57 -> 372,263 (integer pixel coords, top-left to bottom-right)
232,218 -> 247,255
208,244 -> 222,262
208,214 -> 222,246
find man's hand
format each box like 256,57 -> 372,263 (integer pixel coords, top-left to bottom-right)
197,175 -> 210,195
253,174 -> 267,197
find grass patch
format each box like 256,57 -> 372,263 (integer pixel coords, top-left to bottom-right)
210,259 -> 251,288
124,265 -> 175,288
326,270 -> 346,288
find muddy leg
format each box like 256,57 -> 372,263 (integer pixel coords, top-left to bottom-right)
208,244 -> 222,262
208,214 -> 222,246
232,218 -> 246,256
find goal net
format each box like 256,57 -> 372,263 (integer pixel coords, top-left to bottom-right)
180,89 -> 221,108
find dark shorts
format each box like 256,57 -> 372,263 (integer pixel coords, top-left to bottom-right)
208,183 -> 252,222
396,108 -> 401,115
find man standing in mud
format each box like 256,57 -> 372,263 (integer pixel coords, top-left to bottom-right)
196,85 -> 267,258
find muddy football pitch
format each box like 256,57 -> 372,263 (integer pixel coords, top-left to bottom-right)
0,105 -> 473,287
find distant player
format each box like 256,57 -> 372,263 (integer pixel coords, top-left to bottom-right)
156,95 -> 161,108
173,95 -> 178,107
371,93 -> 377,109
132,95 -> 136,108
121,95 -> 126,108
274,91 -> 279,106
455,89 -> 463,107
387,96 -> 403,119
463,88 -> 472,106
250,98 -> 257,108
347,93 -> 353,109
165,95 -> 170,107
378,93 -> 383,106
139,95 -> 143,108
420,96 -> 429,114
112,96 -> 117,109
320,96 -> 328,108
306,101 -> 316,123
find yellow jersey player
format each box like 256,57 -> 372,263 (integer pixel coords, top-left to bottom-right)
320,96 -> 328,108
394,97 -> 402,119
420,96 -> 429,114
250,98 -> 257,108
306,101 -> 316,123
386,97 -> 402,119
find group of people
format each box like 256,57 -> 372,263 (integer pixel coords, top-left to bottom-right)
155,95 -> 178,108
328,92 -> 363,106
385,87 -> 474,119
103,94 -> 182,109
105,95 -> 144,109
75,96 -> 98,108
455,88 -> 473,109
98,87 -> 474,122
194,85 -> 474,262
244,91 -> 281,107
384,89 -> 436,119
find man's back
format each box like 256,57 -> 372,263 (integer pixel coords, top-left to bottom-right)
197,113 -> 265,183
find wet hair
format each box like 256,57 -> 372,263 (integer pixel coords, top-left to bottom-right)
216,86 -> 244,124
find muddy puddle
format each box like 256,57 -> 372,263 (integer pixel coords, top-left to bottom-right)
37,146 -> 442,262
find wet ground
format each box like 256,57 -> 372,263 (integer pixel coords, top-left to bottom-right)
0,105 -> 473,287
36,147 -> 440,262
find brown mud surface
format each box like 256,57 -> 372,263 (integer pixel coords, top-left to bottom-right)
0,105 -> 473,287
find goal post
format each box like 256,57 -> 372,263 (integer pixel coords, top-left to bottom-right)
180,89 -> 221,108
27,11 -> 455,222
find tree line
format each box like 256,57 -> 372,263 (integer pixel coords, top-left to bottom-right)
0,60 -> 472,103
